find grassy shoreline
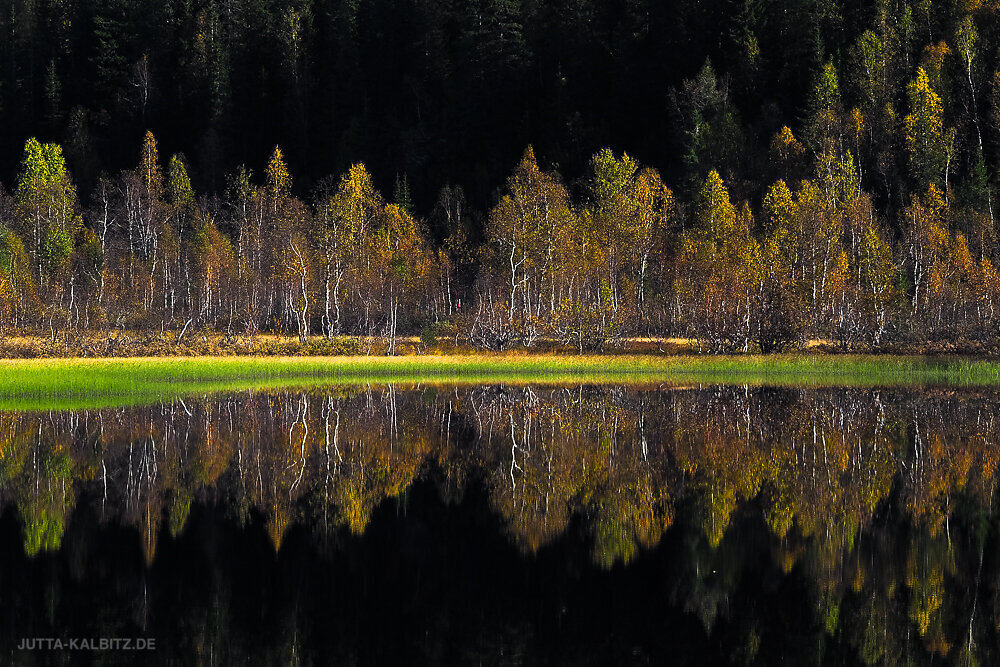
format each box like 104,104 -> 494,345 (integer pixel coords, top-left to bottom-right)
2,353 -> 1000,410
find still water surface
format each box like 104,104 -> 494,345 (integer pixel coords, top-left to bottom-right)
1,384 -> 998,664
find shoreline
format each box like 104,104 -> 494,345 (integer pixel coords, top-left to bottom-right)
1,332 -> 998,359
2,354 -> 1000,411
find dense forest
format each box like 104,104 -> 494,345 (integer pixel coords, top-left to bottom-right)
3,0 -> 1000,351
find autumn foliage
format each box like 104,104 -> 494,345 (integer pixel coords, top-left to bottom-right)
1,127 -> 999,352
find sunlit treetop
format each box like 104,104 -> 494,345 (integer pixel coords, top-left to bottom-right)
265,145 -> 292,202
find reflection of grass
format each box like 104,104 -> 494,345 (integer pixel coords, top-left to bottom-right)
2,354 -> 1000,410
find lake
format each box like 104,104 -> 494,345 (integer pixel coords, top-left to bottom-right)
1,384 -> 998,664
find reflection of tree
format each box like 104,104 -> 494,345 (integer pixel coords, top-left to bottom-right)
326,390 -> 430,535
590,466 -> 672,569
906,531 -> 955,654
0,414 -> 77,556
472,387 -> 673,565
20,444 -> 73,556
1,385 -> 1000,662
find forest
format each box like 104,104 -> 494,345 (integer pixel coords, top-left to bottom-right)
3,0 -> 1000,352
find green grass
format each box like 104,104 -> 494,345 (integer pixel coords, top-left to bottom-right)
2,353 -> 1000,410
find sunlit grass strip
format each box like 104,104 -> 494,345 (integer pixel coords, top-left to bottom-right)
1,354 -> 1000,410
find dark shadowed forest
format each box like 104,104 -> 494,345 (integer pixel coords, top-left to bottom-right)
3,0 -> 1000,351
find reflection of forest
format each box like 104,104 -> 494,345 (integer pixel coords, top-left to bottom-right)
1,385 -> 999,662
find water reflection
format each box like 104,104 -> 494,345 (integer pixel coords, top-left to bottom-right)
1,385 -> 999,663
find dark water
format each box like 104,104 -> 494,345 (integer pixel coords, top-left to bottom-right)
1,385 -> 999,665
